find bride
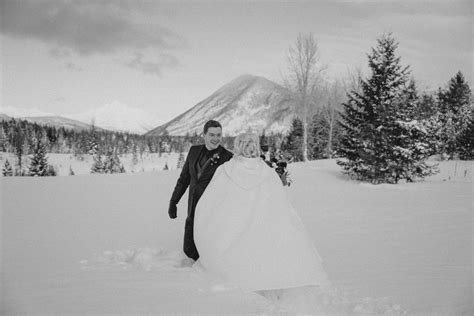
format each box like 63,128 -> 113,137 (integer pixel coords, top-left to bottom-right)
193,132 -> 330,307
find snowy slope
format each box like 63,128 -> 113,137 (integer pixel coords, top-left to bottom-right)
0,105 -> 54,118
0,103 -> 162,134
0,108 -> 99,132
0,113 -> 11,121
1,160 -> 472,315
147,75 -> 296,136
66,101 -> 163,134
20,116 -> 98,131
0,106 -> 97,131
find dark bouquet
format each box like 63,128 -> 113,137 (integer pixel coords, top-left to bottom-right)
261,151 -> 293,186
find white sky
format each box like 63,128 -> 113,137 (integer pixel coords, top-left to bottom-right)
1,0 -> 472,122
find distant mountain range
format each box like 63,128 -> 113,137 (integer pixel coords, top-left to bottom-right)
0,111 -> 93,131
1,75 -> 298,136
21,116 -> 100,132
146,74 -> 296,136
0,113 -> 12,121
0,102 -> 163,134
0,106 -> 55,118
66,101 -> 163,134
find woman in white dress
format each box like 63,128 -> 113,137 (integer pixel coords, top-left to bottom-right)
194,132 -> 330,306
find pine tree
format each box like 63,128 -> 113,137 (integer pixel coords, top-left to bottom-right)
0,126 -> 7,152
22,131 -> 31,156
91,153 -> 105,174
132,144 -> 139,165
282,117 -> 304,161
177,152 -> 185,169
259,130 -> 269,152
386,79 -> 438,182
337,34 -> 437,183
416,93 -> 438,119
104,150 -> 123,174
13,129 -> 25,175
3,159 -> 13,176
437,71 -> 472,159
457,114 -> 474,160
163,162 -> 169,171
308,113 -> 336,159
308,114 -> 323,159
87,125 -> 99,156
28,138 -> 49,176
69,166 -> 75,176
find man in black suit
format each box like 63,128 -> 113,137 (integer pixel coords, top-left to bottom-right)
168,120 -> 233,261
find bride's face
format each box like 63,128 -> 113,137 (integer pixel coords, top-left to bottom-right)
203,127 -> 222,150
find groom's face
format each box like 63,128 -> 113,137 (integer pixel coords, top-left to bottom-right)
203,127 -> 222,150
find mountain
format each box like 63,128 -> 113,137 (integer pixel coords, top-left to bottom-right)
0,106 -> 95,131
146,74 -> 296,136
1,103 -> 163,134
20,116 -> 99,132
0,113 -> 11,121
0,106 -> 54,118
66,101 -> 163,135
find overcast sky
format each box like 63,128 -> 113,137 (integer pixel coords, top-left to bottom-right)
1,0 -> 472,122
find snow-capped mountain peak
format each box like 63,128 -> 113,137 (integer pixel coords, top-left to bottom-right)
146,74 -> 296,136
0,102 -> 163,134
66,101 -> 163,134
0,106 -> 54,118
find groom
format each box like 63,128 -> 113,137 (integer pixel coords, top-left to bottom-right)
168,120 -> 233,261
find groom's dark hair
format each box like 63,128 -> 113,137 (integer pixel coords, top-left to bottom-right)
203,120 -> 222,134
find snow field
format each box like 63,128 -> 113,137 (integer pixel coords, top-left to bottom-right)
1,159 -> 472,315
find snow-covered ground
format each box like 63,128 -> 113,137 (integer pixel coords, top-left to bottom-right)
1,159 -> 472,315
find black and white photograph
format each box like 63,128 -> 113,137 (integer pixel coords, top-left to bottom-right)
0,0 -> 472,315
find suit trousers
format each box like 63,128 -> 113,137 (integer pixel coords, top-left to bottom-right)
184,217 -> 199,260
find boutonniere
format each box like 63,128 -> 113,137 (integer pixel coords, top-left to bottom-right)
209,152 -> 220,166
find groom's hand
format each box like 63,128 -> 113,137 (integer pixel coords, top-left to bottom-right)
168,201 -> 177,219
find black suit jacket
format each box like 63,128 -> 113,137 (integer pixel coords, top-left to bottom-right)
170,144 -> 233,219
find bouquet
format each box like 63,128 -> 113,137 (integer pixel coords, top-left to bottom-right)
261,153 -> 293,186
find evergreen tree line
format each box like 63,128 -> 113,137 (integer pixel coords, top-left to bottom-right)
280,34 -> 472,184
0,118 -> 287,176
2,137 -> 57,177
281,66 -> 473,164
0,119 -> 214,157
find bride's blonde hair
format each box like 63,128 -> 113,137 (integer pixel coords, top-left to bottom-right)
233,132 -> 261,158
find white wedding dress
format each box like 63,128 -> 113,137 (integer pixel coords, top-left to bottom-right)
194,156 -> 330,294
